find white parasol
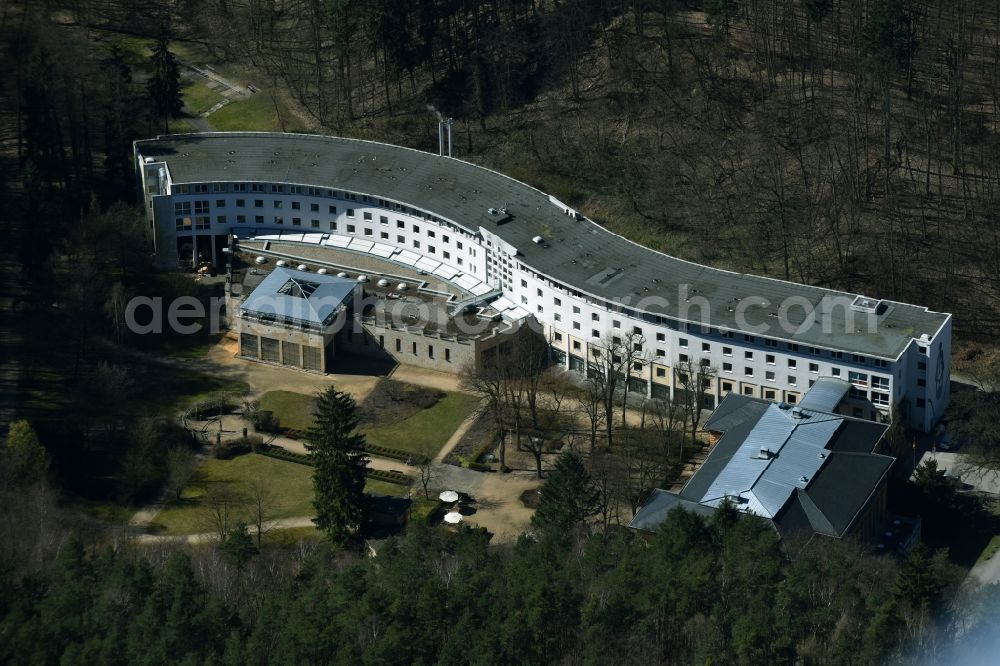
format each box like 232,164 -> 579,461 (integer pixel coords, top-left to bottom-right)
439,490 -> 459,503
444,512 -> 463,524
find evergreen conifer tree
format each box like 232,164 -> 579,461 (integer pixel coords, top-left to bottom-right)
306,386 -> 369,545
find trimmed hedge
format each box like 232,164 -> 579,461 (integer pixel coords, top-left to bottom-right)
258,447 -> 413,487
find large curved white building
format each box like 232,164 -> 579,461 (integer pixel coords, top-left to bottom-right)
134,133 -> 951,431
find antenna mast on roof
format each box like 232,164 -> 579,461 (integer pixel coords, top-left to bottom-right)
438,118 -> 453,157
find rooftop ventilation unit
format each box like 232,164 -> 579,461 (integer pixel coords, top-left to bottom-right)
532,235 -> 545,244
799,476 -> 809,484
850,295 -> 882,313
758,447 -> 773,460
791,407 -> 804,419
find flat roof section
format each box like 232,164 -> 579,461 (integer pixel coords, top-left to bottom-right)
137,132 -> 950,358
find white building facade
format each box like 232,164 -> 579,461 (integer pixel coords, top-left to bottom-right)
135,133 -> 952,432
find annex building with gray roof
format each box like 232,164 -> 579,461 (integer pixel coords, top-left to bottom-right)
135,132 -> 951,431
629,383 -> 895,544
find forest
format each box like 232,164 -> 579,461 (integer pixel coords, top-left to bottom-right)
3,1 -> 1000,663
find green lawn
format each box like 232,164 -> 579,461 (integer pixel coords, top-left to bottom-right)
259,390 -> 317,431
149,453 -> 410,535
210,93 -> 302,132
182,81 -> 225,115
363,392 -> 479,458
259,387 -> 478,459
150,453 -> 314,535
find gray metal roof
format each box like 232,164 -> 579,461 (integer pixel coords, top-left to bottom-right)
239,267 -> 355,326
700,404 -> 845,517
627,489 -> 718,531
797,377 -> 851,412
674,392 -> 892,538
135,133 -> 950,359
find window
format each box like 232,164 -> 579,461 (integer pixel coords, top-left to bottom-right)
918,345 -> 928,354
848,371 -> 868,387
445,349 -> 451,362
766,354 -> 775,365
744,351 -> 753,360
554,297 -> 562,306
216,199 -> 226,207
809,363 -> 819,373
413,241 -> 420,249
233,183 -> 247,192
537,288 -> 544,297
874,359 -> 889,368
745,367 -> 754,377
744,334 -> 755,343
413,224 -> 420,233
656,368 -> 666,378
329,205 -> 337,214
573,322 -> 580,330
311,203 -> 319,212
553,332 -> 563,342
872,376 -> 890,390
592,329 -> 600,338
656,332 -> 665,342
831,367 -> 841,377
765,338 -> 777,347
397,220 -> 405,228
723,362 -> 733,373
329,221 -> 337,230
254,199 -> 264,208
311,220 -> 320,228
347,224 -> 355,233
787,394 -> 797,404
273,216 -> 283,225
363,212 -> 372,221
292,218 -> 301,226
428,345 -> 434,359
573,341 -> 581,351
632,362 -> 643,371
788,375 -> 797,386
194,184 -> 208,193
346,209 -> 355,218
918,361 -> 927,370
427,229 -> 435,238
255,215 -> 264,224
766,371 -> 775,381
872,392 -> 889,406
381,232 -> 389,240
702,342 -> 710,352
765,390 -> 776,400
236,199 -> 245,207
679,353 -> 688,363
917,378 -> 926,387
573,306 -> 581,314
291,201 -> 300,210
395,339 -> 401,352
273,200 -> 282,209
364,228 -> 373,236
656,349 -> 665,357
554,313 -> 561,322
723,347 -> 732,357
788,359 -> 797,369
592,313 -> 600,321
520,279 -> 528,288
808,346 -> 820,355
236,215 -> 246,224
852,354 -> 866,364
679,338 -> 688,348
